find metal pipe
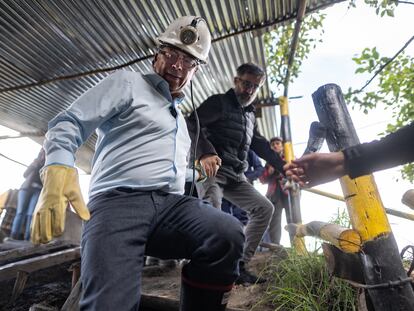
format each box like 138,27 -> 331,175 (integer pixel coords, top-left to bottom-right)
283,0 -> 308,97
278,0 -> 308,254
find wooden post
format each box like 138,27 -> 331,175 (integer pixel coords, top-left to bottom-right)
68,262 -> 81,289
10,270 -> 29,303
312,84 -> 414,310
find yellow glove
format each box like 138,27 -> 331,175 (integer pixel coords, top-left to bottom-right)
0,190 -> 9,215
30,165 -> 90,244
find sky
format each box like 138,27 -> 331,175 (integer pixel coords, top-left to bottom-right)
0,1 -> 413,250
261,1 -> 414,250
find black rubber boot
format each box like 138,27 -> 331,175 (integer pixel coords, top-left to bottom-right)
235,261 -> 267,285
180,277 -> 233,311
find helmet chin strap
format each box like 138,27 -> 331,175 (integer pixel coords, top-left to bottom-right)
191,17 -> 202,27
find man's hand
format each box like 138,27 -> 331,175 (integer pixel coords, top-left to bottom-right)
199,155 -> 222,177
31,165 -> 90,244
283,152 -> 346,188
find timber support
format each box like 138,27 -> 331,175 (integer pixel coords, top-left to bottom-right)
312,83 -> 414,310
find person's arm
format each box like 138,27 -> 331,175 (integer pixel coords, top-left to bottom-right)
284,152 -> 345,187
45,70 -> 132,167
245,150 -> 265,181
24,151 -> 46,179
186,95 -> 222,158
344,122 -> 414,178
250,123 -> 285,174
259,163 -> 274,184
284,122 -> 414,187
31,70 -> 133,244
186,95 -> 223,176
23,161 -> 39,178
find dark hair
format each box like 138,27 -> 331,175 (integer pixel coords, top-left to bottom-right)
270,136 -> 283,144
236,63 -> 265,77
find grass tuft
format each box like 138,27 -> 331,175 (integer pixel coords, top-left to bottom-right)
252,249 -> 358,311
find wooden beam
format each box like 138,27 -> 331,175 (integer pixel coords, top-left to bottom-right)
312,84 -> 414,309
0,247 -> 80,281
0,240 -> 75,266
322,243 -> 364,283
61,279 -> 81,311
285,221 -> 361,253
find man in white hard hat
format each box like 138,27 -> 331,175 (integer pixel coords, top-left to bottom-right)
31,16 -> 243,311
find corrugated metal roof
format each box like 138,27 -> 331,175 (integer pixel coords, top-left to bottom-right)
0,0 -> 342,170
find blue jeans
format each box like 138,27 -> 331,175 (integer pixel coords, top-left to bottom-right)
10,188 -> 41,240
221,199 -> 249,226
80,189 -> 244,311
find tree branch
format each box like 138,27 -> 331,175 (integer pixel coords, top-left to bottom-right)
353,35 -> 414,95
395,1 -> 414,5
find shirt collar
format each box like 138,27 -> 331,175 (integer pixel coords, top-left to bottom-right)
143,73 -> 185,107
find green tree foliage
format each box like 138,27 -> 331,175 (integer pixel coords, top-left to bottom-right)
349,0 -> 398,17
264,13 -> 325,94
345,1 -> 414,182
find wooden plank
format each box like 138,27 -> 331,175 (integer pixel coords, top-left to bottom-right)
61,279 -> 81,311
0,247 -> 80,281
0,240 -> 76,265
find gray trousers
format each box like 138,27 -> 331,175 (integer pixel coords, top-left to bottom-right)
80,188 -> 244,311
267,190 -> 294,244
267,200 -> 285,245
196,172 -> 274,264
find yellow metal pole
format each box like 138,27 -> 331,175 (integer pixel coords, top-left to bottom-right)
279,96 -> 306,254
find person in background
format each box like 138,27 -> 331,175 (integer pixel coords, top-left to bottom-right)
10,148 -> 45,240
187,63 -> 285,285
31,16 -> 243,311
245,149 -> 265,184
260,137 -> 289,245
284,122 -> 414,187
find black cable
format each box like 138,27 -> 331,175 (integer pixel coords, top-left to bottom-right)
0,153 -> 28,167
189,81 -> 200,197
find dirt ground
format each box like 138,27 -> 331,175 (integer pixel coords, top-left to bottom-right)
141,251 -> 280,311
0,250 -> 283,311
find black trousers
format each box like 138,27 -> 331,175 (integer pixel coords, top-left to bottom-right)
80,188 -> 244,311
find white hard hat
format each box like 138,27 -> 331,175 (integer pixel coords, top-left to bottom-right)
156,16 -> 211,64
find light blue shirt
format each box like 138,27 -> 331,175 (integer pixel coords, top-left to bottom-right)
44,70 -> 191,198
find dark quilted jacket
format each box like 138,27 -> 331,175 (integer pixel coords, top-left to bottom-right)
186,88 -> 284,177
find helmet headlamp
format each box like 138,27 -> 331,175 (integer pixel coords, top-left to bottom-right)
179,18 -> 201,45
